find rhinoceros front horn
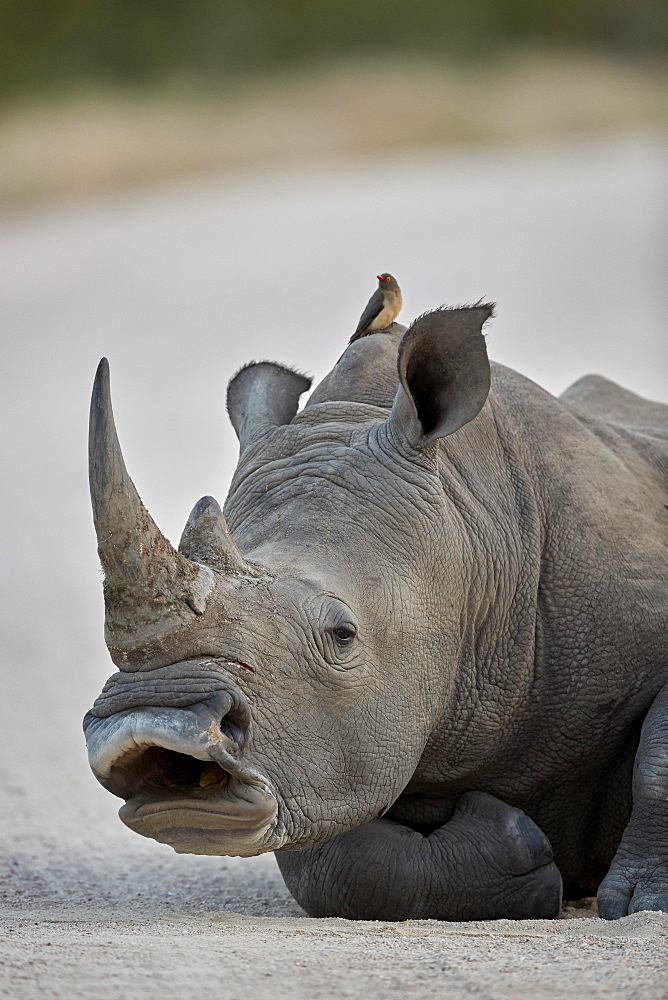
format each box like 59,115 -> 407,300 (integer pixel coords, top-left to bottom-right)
89,359 -> 216,664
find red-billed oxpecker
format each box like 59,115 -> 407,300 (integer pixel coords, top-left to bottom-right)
349,273 -> 402,343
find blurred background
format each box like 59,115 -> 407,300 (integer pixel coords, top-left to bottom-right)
1,0 -> 668,202
1,0 -> 666,917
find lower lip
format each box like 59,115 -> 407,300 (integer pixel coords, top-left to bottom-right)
120,780 -> 278,829
129,797 -> 230,819
118,795 -> 280,858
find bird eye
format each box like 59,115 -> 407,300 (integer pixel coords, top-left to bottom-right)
332,625 -> 355,645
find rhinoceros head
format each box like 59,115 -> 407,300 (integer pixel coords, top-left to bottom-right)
84,306 -> 493,857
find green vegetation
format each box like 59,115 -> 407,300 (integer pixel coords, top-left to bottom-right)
2,0 -> 666,98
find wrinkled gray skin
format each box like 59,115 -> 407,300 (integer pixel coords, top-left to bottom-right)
84,305 -> 667,922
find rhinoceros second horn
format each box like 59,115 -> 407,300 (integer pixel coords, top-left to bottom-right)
178,494 -> 265,578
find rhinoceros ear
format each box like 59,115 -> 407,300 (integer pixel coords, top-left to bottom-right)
227,362 -> 312,449
384,304 -> 493,449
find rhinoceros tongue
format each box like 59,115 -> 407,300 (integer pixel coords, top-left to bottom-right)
198,762 -> 227,788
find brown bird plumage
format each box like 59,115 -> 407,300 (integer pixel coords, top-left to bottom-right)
349,273 -> 402,343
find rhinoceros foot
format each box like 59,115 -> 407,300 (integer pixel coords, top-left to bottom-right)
598,803 -> 668,919
277,791 -> 563,921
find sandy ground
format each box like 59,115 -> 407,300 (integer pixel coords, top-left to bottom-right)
1,133 -> 667,998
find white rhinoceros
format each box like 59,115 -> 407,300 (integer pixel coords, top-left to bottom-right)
84,305 -> 667,921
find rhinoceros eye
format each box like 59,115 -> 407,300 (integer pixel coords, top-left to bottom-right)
332,624 -> 356,645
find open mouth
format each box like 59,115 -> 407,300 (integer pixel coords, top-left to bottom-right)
112,742 -> 278,849
112,744 -> 232,798
84,706 -> 279,856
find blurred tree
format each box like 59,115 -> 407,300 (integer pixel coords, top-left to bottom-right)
0,0 -> 665,98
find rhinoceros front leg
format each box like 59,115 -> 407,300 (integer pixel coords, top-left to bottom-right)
599,683 -> 668,918
276,791 -> 562,920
